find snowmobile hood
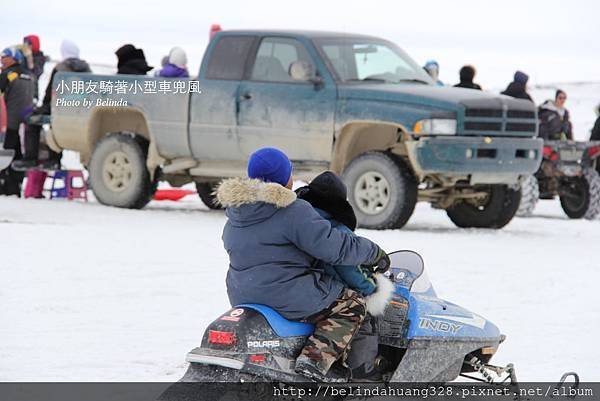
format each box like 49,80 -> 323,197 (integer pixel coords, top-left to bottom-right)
216,177 -> 296,227
338,83 -> 535,113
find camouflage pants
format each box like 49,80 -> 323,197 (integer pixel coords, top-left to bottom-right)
299,288 -> 366,375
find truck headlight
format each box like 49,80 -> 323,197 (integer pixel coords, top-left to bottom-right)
413,119 -> 457,135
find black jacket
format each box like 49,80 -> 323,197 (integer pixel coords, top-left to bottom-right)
116,44 -> 152,75
538,100 -> 573,141
454,81 -> 482,90
591,116 -> 600,141
501,81 -> 533,101
0,63 -> 34,130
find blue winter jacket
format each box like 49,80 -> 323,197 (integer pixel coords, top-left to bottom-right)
315,209 -> 377,296
216,178 -> 379,320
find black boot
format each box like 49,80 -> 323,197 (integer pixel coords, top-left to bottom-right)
350,363 -> 383,382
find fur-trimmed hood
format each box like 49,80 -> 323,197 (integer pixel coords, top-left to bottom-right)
216,178 -> 297,227
216,177 -> 296,208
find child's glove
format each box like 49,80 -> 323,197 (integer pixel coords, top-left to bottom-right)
365,246 -> 391,274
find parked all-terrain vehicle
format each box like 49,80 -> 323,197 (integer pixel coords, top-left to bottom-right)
157,251 -> 581,401
517,140 -> 600,219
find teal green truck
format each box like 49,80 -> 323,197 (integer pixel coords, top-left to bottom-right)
48,30 -> 542,229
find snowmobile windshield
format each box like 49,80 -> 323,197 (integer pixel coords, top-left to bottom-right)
388,250 -> 433,294
314,37 -> 434,85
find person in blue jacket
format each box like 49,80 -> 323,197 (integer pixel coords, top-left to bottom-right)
215,147 -> 390,381
296,171 -> 395,380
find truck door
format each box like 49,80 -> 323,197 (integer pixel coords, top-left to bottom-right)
237,36 -> 336,164
189,35 -> 257,160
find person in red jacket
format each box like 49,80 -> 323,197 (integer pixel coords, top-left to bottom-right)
22,35 -> 48,101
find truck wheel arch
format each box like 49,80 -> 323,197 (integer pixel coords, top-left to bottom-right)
84,107 -> 164,178
331,121 -> 410,174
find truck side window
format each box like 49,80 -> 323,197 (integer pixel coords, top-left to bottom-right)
206,36 -> 256,80
250,37 -> 313,82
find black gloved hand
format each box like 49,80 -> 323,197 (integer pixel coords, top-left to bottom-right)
365,246 -> 391,273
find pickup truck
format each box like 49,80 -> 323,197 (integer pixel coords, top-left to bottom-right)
48,30 -> 543,229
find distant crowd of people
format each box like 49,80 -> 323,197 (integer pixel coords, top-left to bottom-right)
422,60 -> 600,142
0,27 -> 218,195
1,30 -> 599,197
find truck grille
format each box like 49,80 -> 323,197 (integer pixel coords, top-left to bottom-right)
464,108 -> 537,136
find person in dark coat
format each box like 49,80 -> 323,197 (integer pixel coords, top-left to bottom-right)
12,40 -> 91,171
22,34 -> 47,100
216,147 -> 388,381
0,46 -> 34,195
590,104 -> 600,141
501,70 -> 533,101
454,65 -> 482,90
115,44 -> 153,75
538,90 -> 573,141
296,171 -> 394,381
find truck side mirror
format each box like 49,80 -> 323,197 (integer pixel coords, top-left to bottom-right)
289,60 -> 323,88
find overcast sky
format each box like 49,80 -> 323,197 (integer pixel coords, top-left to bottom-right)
3,0 -> 599,88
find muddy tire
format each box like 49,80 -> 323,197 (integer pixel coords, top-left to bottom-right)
342,151 -> 417,229
89,133 -> 157,209
560,169 -> 600,219
516,175 -> 539,217
446,185 -> 521,229
196,182 -> 222,210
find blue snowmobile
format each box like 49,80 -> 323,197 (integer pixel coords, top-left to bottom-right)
164,250 -> 577,391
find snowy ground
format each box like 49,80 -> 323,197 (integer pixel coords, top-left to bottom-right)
1,193 -> 599,382
1,82 -> 599,382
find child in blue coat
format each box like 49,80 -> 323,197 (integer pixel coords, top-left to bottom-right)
296,171 -> 394,380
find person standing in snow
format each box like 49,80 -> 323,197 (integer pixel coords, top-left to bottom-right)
12,40 -> 91,170
22,35 -> 48,100
590,104 -> 600,141
295,170 -> 394,381
423,60 -> 443,86
216,147 -> 390,381
454,65 -> 482,90
501,70 -> 533,101
538,90 -> 573,141
0,46 -> 34,195
115,44 -> 153,75
157,47 -> 189,78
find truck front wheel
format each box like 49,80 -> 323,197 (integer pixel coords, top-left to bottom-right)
446,185 -> 521,229
342,151 -> 417,229
89,133 -> 157,209
516,175 -> 539,217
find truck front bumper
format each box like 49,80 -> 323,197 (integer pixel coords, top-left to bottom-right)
406,136 -> 543,184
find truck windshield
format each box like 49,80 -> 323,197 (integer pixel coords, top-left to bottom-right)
315,38 -> 433,84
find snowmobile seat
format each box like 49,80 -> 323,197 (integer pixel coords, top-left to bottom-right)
237,304 -> 314,337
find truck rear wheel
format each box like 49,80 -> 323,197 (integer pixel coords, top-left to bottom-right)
560,169 -> 600,219
516,175 -> 539,217
446,185 -> 521,229
342,151 -> 417,229
89,133 -> 157,209
195,182 -> 222,210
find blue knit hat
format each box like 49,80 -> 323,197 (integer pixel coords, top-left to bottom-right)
514,70 -> 529,84
1,46 -> 24,64
247,147 -> 292,186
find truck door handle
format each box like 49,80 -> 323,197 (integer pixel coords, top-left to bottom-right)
241,92 -> 253,100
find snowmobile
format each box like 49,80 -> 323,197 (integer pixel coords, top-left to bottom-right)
518,140 -> 600,219
159,250 -> 578,401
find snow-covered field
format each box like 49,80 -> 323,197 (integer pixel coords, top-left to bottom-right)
1,83 -> 599,382
1,192 -> 599,382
